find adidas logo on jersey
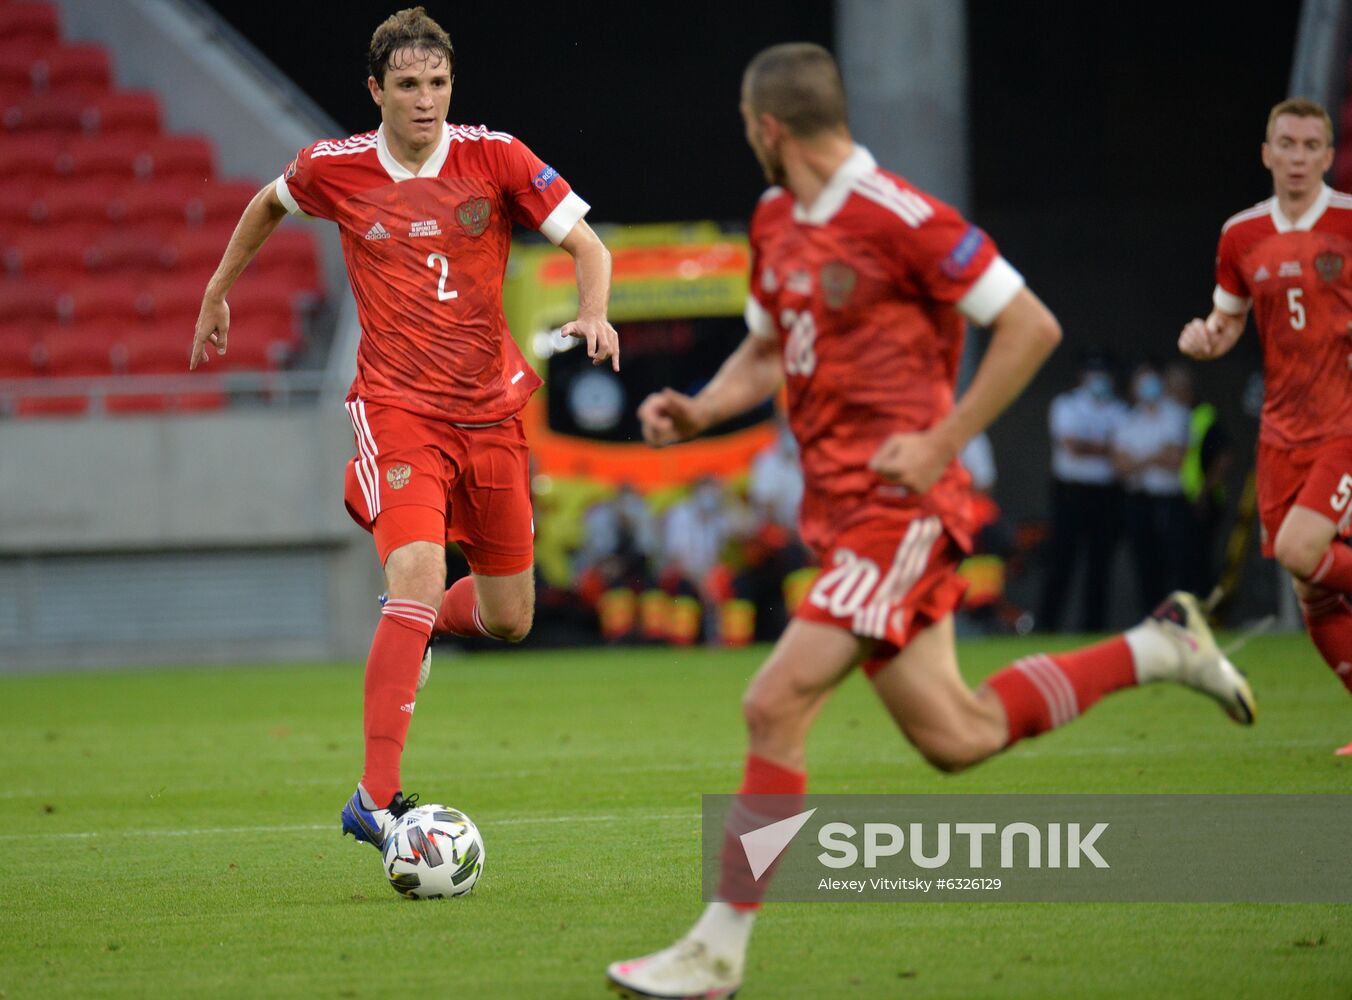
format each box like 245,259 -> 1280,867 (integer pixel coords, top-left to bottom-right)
365,221 -> 391,241
1253,265 -> 1270,282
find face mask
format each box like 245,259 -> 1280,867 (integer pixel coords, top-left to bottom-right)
1136,373 -> 1163,403
1085,372 -> 1112,400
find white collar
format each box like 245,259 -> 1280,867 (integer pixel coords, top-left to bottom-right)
1271,183 -> 1331,232
376,122 -> 451,182
792,144 -> 876,225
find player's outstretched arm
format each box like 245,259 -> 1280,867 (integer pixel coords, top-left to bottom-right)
1178,307 -> 1245,361
559,220 -> 620,372
190,183 -> 288,369
636,332 -> 783,447
871,287 -> 1061,493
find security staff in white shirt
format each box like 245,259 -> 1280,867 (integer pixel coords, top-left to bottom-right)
1038,352 -> 1128,631
1113,362 -> 1191,616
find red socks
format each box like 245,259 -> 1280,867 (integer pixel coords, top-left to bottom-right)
717,754 -> 807,910
361,599 -> 435,807
985,637 -> 1137,745
434,576 -> 495,638
1301,593 -> 1352,695
1308,544 -> 1352,593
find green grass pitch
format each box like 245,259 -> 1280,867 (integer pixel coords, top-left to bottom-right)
1,632 -> 1350,999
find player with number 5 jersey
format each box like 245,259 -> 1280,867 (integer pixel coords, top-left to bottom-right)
1180,97 -> 1352,754
609,43 -> 1255,1000
190,8 -> 619,855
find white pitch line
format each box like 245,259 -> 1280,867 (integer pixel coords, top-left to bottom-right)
0,810 -> 696,843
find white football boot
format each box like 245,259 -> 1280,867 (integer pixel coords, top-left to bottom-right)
607,938 -> 742,999
1129,591 -> 1256,724
608,904 -> 751,999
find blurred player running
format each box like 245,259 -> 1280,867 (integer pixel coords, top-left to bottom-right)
1179,98 -> 1352,755
189,8 -> 619,845
607,43 -> 1253,1000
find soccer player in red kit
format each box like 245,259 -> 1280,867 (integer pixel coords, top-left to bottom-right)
607,44 -> 1253,1000
1180,97 -> 1352,755
189,9 -> 619,845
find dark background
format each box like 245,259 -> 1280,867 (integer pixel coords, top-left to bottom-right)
208,1 -> 1301,621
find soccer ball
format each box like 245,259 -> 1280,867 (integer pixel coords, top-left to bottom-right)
381,804 -> 485,899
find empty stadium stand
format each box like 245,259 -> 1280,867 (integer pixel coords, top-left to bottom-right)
0,0 -> 322,417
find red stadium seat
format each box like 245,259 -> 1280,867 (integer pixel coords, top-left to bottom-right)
111,178 -> 204,228
167,226 -> 233,273
32,177 -> 119,225
0,178 -> 41,225
57,275 -> 150,325
141,135 -> 214,182
38,325 -> 116,375
105,389 -> 228,415
0,5 -> 60,49
1,91 -> 85,135
14,395 -> 89,417
142,274 -> 203,323
230,277 -> 297,325
34,45 -> 111,94
113,325 -> 190,374
82,91 -> 159,138
58,135 -> 143,181
84,228 -> 174,273
0,133 -> 63,180
3,229 -> 87,277
0,327 -> 39,376
189,180 -> 259,226
0,279 -> 62,323
0,43 -> 60,93
217,315 -> 299,370
254,226 -> 321,291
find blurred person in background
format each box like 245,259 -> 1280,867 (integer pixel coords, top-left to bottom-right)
1037,352 -> 1127,631
1165,363 -> 1232,595
1180,97 -> 1352,754
188,7 -> 619,848
1112,361 -> 1191,616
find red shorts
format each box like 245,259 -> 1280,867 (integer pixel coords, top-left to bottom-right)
1256,437 -> 1352,557
794,507 -> 967,661
343,399 -> 534,576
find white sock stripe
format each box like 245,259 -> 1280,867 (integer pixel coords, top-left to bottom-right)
1014,658 -> 1066,727
383,598 -> 437,614
382,600 -> 437,629
471,604 -> 495,638
1031,654 -> 1080,721
1311,551 -> 1335,584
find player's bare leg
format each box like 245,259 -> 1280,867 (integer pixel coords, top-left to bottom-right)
607,620 -> 860,1000
343,539 -> 446,848
866,615 -> 1006,772
1274,505 -> 1352,751
472,567 -> 535,641
869,595 -> 1252,780
432,566 -> 535,644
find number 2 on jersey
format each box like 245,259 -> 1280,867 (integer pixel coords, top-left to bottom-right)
426,252 -> 459,302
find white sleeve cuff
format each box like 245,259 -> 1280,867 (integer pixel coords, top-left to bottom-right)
744,295 -> 775,338
274,176 -> 312,219
957,255 -> 1025,326
1212,284 -> 1250,315
540,191 -> 590,245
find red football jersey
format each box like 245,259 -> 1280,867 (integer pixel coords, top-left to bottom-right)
276,122 -> 589,423
745,146 -> 1025,556
1213,185 -> 1352,448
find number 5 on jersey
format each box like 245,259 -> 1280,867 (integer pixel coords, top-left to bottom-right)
427,252 -> 459,302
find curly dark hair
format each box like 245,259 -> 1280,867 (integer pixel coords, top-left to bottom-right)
368,7 -> 454,86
